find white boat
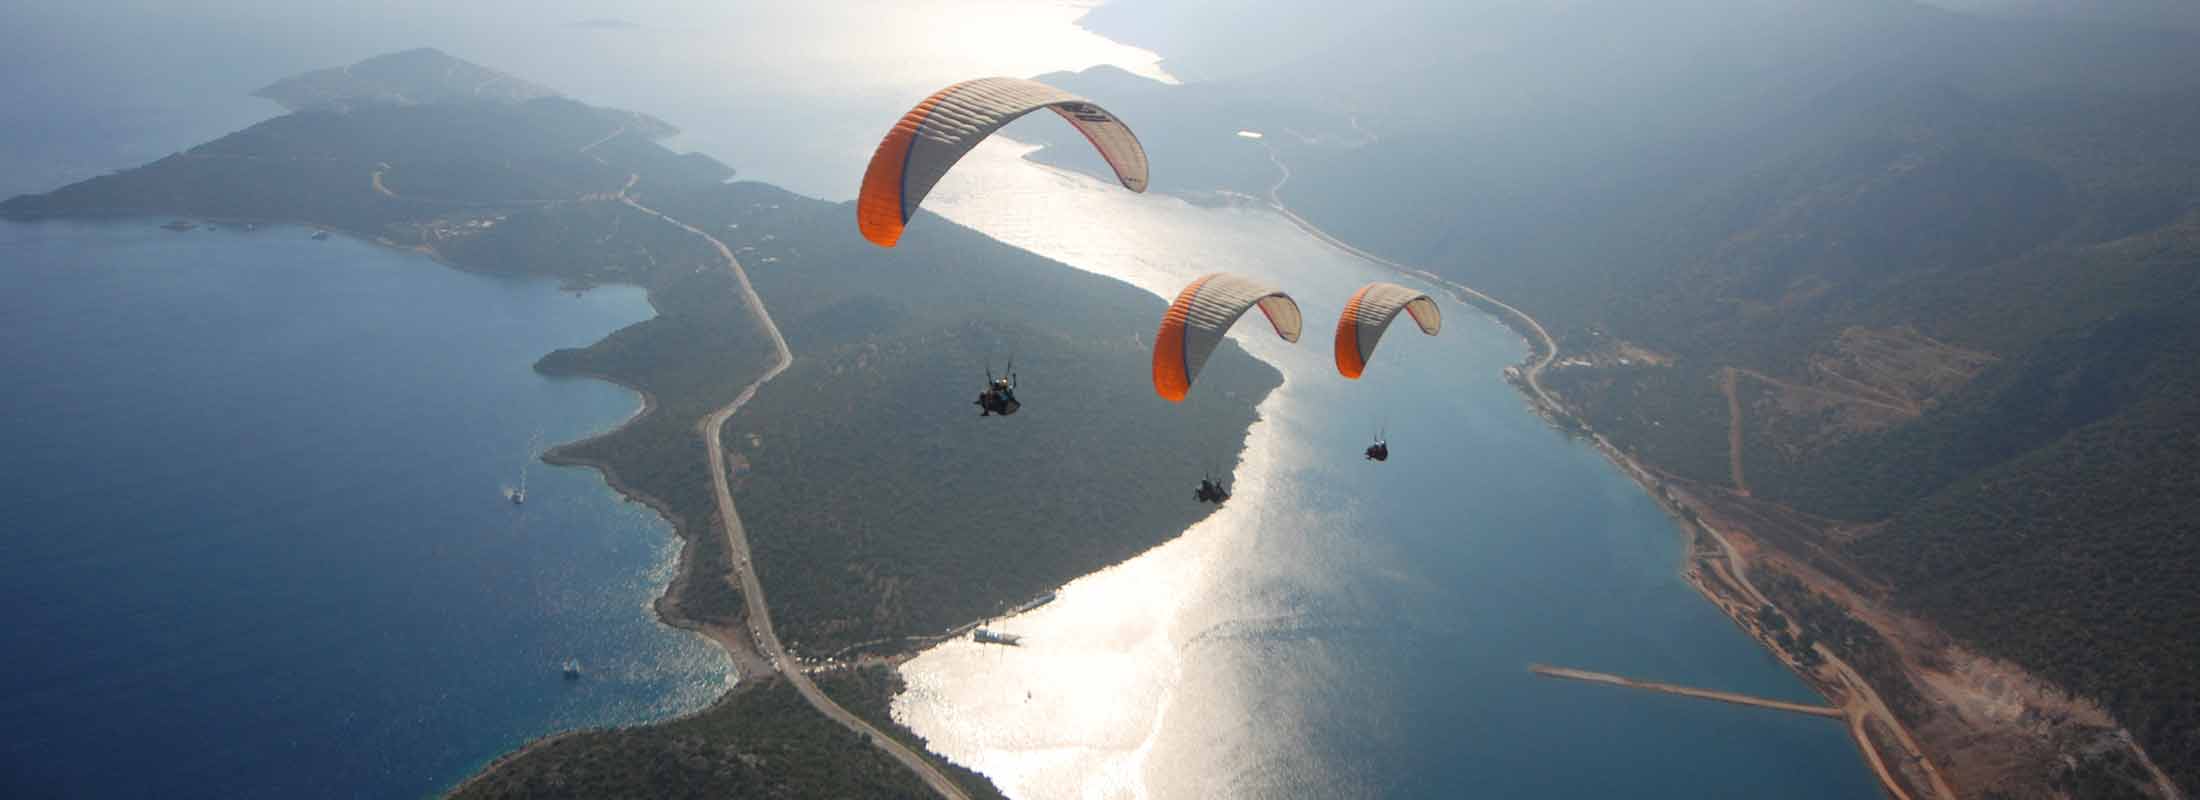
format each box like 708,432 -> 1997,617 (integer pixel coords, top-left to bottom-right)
508,431 -> 540,506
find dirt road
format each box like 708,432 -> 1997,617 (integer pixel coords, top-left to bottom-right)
1721,368 -> 1750,495
1254,143 -> 1958,800
1695,518 -> 1957,800
626,194 -> 973,800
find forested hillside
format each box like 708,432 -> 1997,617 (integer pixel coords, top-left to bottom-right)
643,182 -> 1277,654
1067,0 -> 2200,792
5,49 -> 1281,797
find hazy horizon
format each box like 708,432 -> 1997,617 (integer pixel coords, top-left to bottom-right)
7,2 -> 2200,798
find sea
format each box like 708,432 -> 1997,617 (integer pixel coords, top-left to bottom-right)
0,221 -> 731,798
889,141 -> 1883,798
1,1 -> 1878,797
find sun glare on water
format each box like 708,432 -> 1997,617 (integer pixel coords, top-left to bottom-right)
896,139 -> 1388,800
668,0 -> 1176,93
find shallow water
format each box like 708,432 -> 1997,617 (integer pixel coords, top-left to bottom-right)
0,221 -> 731,798
890,140 -> 1881,799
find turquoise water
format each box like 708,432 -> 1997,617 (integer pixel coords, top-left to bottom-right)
0,220 -> 731,798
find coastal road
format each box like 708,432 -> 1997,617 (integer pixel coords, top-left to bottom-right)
624,193 -> 974,800
1697,518 -> 1956,800
1258,143 -> 1560,407
1255,144 -> 1958,800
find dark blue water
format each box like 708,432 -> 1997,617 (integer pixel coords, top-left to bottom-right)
0,220 -> 730,799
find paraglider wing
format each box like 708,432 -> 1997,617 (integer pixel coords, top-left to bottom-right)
1153,273 -> 1302,402
858,77 -> 1149,247
1334,282 -> 1441,379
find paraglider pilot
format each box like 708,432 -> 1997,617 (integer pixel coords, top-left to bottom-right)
1365,439 -> 1390,462
977,366 -> 1020,416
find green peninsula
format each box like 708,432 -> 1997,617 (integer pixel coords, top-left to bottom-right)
3,49 -> 1278,798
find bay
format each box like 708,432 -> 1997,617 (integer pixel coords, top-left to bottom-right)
0,2 -> 1887,795
889,140 -> 1883,799
0,221 -> 731,798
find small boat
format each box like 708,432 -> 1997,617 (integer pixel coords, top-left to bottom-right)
160,220 -> 195,232
311,230 -> 331,241
508,431 -> 537,506
562,659 -> 583,680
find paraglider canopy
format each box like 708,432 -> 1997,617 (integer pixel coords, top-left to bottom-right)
1152,273 -> 1302,402
1335,282 -> 1442,379
858,77 -> 1149,247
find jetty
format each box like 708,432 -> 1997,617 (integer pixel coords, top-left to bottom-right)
1529,664 -> 1843,718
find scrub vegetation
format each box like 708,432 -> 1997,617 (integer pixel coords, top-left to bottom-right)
3,49 -> 1275,798
1056,1 -> 2200,793
448,677 -> 932,800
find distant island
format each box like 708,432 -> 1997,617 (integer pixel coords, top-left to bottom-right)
4,48 -> 1278,798
253,47 -> 560,112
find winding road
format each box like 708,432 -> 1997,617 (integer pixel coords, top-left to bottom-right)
1695,517 -> 1955,800
623,192 -> 973,800
1254,142 -> 1964,800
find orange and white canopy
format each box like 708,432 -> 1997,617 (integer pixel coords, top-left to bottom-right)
1334,282 -> 1441,379
1153,273 -> 1302,402
857,77 -> 1149,247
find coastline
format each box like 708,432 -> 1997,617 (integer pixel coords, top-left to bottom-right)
90,215 -> 749,641
1246,168 -> 1946,800
0,213 -> 749,796
531,376 -> 777,678
101,214 -> 747,672
22,149 -> 1955,800
49,213 -> 784,789
26,179 -> 1919,800
57,188 -> 1239,799
1566,412 -> 1954,800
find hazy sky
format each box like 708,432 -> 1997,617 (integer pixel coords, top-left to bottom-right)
7,0 -> 2199,201
1920,0 -> 2200,28
0,1 -> 1166,198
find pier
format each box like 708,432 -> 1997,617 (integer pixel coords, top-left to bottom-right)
1529,664 -> 1844,718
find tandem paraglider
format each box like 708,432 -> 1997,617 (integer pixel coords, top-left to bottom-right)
1336,281 -> 1439,464
1194,475 -> 1231,504
975,361 -> 1020,417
